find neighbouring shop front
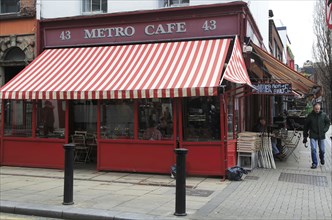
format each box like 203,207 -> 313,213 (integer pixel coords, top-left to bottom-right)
1,2 -> 266,177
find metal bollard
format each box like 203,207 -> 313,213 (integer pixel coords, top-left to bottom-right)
63,144 -> 75,205
174,148 -> 188,216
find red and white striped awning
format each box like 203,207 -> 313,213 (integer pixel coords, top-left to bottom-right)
0,38 -> 252,100
222,36 -> 253,87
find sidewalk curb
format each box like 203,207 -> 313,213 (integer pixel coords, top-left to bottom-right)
0,200 -> 155,220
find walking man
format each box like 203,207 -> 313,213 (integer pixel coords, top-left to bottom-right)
303,103 -> 330,169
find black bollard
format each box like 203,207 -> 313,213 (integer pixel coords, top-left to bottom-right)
174,148 -> 188,216
63,144 -> 75,205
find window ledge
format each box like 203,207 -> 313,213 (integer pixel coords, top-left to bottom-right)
82,11 -> 105,15
165,3 -> 189,8
0,12 -> 35,20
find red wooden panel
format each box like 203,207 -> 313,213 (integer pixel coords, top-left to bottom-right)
2,138 -> 65,169
227,140 -> 237,168
98,141 -> 175,173
183,144 -> 224,176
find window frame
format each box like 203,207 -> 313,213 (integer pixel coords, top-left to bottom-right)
82,0 -> 107,14
165,0 -> 189,7
182,96 -> 221,142
0,0 -> 20,14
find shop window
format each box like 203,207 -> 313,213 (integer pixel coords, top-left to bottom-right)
71,100 -> 97,135
4,100 -> 32,137
138,99 -> 173,140
0,0 -> 20,14
36,100 -> 66,138
183,97 -> 220,141
101,100 -> 134,139
82,0 -> 107,14
227,96 -> 239,140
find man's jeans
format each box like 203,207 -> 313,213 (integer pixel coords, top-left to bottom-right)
310,138 -> 326,165
271,138 -> 280,155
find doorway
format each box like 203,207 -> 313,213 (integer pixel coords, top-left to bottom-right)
69,100 -> 98,167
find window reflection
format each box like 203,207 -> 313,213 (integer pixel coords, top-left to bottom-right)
37,100 -> 65,138
138,99 -> 173,140
227,96 -> 234,139
71,100 -> 97,135
4,100 -> 32,137
101,100 -> 134,139
183,97 -> 220,141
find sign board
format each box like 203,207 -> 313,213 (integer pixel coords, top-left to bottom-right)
253,83 -> 293,95
43,15 -> 238,48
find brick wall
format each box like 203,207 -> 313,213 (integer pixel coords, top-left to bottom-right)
20,0 -> 36,16
20,0 -> 35,8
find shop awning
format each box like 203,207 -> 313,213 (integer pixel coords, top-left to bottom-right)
251,43 -> 317,95
222,36 -> 253,87
0,38 -> 253,100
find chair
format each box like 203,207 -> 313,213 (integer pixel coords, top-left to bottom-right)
72,134 -> 90,163
280,132 -> 301,161
75,131 -> 87,136
86,133 -> 97,162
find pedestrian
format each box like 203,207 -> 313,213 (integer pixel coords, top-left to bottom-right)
303,103 -> 331,169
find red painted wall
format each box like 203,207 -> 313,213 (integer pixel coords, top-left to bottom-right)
98,140 -> 175,173
2,138 -> 65,169
182,143 -> 224,176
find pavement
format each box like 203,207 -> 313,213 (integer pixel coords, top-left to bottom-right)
0,127 -> 331,220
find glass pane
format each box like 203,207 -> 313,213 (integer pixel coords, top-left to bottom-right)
227,96 -> 234,139
92,0 -> 100,11
4,100 -> 32,137
101,0 -> 107,12
71,100 -> 97,135
1,0 -> 20,13
170,0 -> 189,5
234,98 -> 239,134
82,0 -> 91,12
36,100 -> 66,138
138,99 -> 173,140
183,97 -> 220,141
101,100 -> 134,139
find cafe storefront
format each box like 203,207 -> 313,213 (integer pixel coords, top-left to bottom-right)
0,2 -> 263,177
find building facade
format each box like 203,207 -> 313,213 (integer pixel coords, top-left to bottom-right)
0,0 -> 37,87
1,2 -> 264,177
36,0 -> 269,48
0,1 -> 317,176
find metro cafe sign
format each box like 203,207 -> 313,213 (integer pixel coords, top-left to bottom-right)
44,17 -> 235,48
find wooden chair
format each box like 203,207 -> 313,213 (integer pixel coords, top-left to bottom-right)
86,133 -> 97,162
72,134 -> 90,163
75,131 -> 87,137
